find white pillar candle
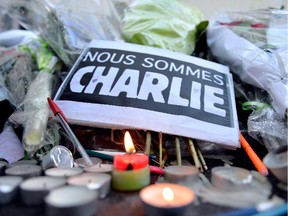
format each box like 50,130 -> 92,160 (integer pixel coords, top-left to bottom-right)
84,163 -> 113,174
140,183 -> 195,216
20,176 -> 66,205
5,164 -> 42,179
74,157 -> 102,168
67,173 -> 111,198
45,167 -> 83,177
45,186 -> 98,216
0,176 -> 23,204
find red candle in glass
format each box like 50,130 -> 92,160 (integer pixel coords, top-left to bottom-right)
112,131 -> 150,191
114,131 -> 148,170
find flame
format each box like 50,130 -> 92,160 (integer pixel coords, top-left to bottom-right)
124,131 -> 136,153
162,187 -> 174,202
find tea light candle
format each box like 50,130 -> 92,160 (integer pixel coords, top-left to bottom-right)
0,161 -> 8,175
112,131 -> 150,191
0,176 -> 23,204
67,173 -> 111,198
263,145 -> 288,183
140,183 -> 195,216
45,167 -> 83,177
164,165 -> 199,185
42,146 -> 74,170
211,166 -> 253,190
74,157 -> 102,168
5,164 -> 42,179
84,163 -> 113,174
20,176 -> 66,205
7,159 -> 38,168
45,185 -> 98,216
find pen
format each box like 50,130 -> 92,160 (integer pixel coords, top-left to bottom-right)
239,132 -> 268,176
47,98 -> 93,166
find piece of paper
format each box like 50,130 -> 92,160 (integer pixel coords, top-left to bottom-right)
54,40 -> 240,148
0,126 -> 24,163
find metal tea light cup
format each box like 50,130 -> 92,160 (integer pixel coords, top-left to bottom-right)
42,146 -> 74,170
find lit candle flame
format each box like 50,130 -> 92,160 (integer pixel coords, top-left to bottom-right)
162,187 -> 174,203
124,131 -> 136,153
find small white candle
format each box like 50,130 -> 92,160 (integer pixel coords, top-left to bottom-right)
0,176 -> 23,204
74,157 -> 102,168
164,165 -> 199,185
20,176 -> 66,205
5,164 -> 42,179
140,183 -> 195,216
84,163 -> 113,173
211,166 -> 253,190
45,167 -> 83,177
7,159 -> 38,167
67,173 -> 111,198
45,186 -> 98,216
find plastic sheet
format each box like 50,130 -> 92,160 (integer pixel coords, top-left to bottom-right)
2,0 -> 123,67
207,9 -> 288,118
0,35 -> 62,156
0,5 -> 18,32
207,9 -> 288,151
247,107 -> 287,151
0,31 -> 36,107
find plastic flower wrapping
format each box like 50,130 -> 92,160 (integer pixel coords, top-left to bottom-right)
2,0 -> 123,67
207,9 -> 287,150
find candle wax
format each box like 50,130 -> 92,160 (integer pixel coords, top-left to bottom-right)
7,159 -> 38,168
74,157 -> 102,168
5,164 -> 42,179
45,186 -> 98,216
112,165 -> 150,191
164,165 -> 199,185
67,173 -> 111,198
20,176 -> 66,205
0,176 -> 23,204
140,183 -> 195,216
84,164 -> 113,173
45,167 -> 83,177
140,183 -> 195,208
211,166 -> 253,190
114,153 -> 148,170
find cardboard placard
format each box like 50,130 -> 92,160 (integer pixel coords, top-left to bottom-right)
54,40 -> 239,148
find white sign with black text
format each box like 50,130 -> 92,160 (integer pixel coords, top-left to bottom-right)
54,40 -> 239,148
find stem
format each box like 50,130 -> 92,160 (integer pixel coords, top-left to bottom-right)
159,132 -> 163,168
195,142 -> 208,171
187,138 -> 202,171
145,131 -> 151,155
175,136 -> 182,166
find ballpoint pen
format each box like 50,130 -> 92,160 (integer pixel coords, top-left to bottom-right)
47,97 -> 93,166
